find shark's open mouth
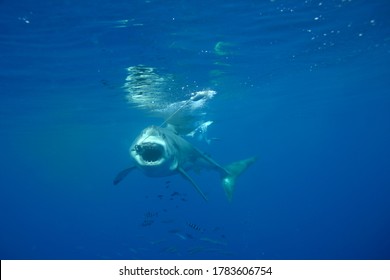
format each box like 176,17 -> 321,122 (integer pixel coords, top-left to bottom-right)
135,143 -> 164,163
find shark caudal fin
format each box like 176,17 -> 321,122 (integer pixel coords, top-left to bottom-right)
221,156 -> 257,201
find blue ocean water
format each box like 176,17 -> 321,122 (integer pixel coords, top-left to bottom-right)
1,0 -> 389,260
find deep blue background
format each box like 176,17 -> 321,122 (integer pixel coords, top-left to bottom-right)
1,0 -> 389,260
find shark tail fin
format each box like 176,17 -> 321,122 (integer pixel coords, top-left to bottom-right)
221,156 -> 257,201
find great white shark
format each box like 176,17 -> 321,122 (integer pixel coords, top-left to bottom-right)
114,125 -> 256,201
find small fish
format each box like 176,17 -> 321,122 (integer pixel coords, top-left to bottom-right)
129,248 -> 138,254
162,246 -> 178,253
187,222 -> 204,232
149,239 -> 165,245
175,233 -> 187,240
200,237 -> 227,246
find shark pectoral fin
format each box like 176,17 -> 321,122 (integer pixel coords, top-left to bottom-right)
194,147 -> 228,174
222,156 -> 257,201
113,166 -> 136,185
177,167 -> 208,201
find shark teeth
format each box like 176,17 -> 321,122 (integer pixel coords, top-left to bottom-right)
135,143 -> 164,163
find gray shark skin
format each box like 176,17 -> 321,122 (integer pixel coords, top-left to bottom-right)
114,125 -> 256,201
